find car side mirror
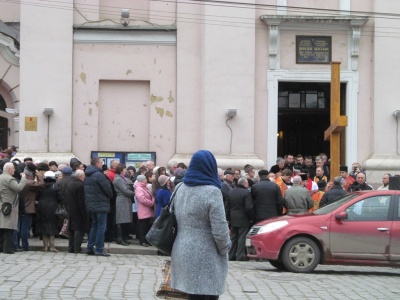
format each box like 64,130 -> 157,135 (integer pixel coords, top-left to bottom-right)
335,211 -> 348,221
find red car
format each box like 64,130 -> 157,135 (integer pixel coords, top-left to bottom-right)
246,190 -> 400,273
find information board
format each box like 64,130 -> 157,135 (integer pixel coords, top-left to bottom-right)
296,36 -> 332,64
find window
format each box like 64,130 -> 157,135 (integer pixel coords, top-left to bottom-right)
345,196 -> 391,221
278,90 -> 326,109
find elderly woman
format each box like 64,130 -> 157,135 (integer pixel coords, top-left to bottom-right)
134,175 -> 154,247
171,150 -> 231,300
36,171 -> 61,252
114,164 -> 135,246
0,162 -> 27,254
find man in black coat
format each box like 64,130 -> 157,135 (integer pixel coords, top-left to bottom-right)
251,170 -> 284,223
66,170 -> 87,254
227,178 -> 253,261
84,158 -> 113,256
347,172 -> 373,192
320,176 -> 349,208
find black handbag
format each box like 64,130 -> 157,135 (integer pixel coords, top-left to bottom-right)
55,204 -> 67,219
146,183 -> 182,256
1,194 -> 18,216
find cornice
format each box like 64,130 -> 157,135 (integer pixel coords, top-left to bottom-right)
0,34 -> 20,66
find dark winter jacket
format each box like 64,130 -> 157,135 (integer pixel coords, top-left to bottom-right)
36,179 -> 61,235
227,185 -> 253,228
66,176 -> 88,231
251,179 -> 284,222
84,165 -> 113,213
320,185 -> 349,208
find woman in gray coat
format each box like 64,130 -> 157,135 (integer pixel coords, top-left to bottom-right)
171,150 -> 231,300
0,162 -> 27,254
114,164 -> 135,246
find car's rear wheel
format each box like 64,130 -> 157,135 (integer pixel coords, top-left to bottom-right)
282,237 -> 320,273
268,260 -> 287,271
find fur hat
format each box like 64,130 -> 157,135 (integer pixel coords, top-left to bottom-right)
44,171 -> 55,179
158,175 -> 170,186
37,162 -> 50,171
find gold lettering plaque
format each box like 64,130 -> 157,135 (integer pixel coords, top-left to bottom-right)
25,117 -> 38,131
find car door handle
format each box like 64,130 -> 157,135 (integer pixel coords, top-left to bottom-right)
377,228 -> 389,231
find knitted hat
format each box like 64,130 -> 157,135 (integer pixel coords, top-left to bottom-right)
24,162 -> 36,177
158,175 -> 170,186
62,167 -> 73,175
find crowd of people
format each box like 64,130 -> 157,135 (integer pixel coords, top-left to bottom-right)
0,147 -> 398,299
221,153 -> 397,262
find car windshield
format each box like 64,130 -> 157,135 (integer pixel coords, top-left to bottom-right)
313,193 -> 359,215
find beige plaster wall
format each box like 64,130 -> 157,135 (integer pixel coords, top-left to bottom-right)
72,43 -> 176,165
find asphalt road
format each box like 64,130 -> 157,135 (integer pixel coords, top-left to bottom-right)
0,252 -> 399,299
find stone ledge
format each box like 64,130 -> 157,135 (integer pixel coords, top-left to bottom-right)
363,155 -> 400,184
169,154 -> 265,170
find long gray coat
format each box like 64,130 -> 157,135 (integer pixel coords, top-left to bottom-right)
114,174 -> 134,224
171,184 -> 230,295
0,173 -> 27,230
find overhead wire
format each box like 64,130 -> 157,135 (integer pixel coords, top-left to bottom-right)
3,0 -> 400,39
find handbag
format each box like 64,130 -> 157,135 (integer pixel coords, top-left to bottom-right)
156,260 -> 188,299
55,204 -> 67,219
0,194 -> 18,216
146,183 -> 182,256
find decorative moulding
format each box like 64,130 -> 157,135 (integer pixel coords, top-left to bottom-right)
0,34 -> 20,66
260,15 -> 368,71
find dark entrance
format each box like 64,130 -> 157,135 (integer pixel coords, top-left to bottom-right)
0,94 -> 8,150
277,82 -> 346,158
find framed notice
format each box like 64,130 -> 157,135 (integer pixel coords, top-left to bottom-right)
25,117 -> 38,131
296,36 -> 332,64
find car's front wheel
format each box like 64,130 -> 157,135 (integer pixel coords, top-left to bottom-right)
282,237 -> 320,273
268,260 -> 287,271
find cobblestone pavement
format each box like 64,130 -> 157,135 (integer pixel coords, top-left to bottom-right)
0,252 -> 399,299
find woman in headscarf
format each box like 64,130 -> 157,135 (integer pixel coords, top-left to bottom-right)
171,150 -> 231,300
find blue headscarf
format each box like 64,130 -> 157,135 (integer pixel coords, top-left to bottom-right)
183,150 -> 221,189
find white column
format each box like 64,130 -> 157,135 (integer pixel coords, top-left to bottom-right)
20,0 -> 73,153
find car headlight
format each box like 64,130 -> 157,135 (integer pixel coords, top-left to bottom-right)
258,220 -> 288,234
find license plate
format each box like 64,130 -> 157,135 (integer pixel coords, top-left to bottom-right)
245,239 -> 251,247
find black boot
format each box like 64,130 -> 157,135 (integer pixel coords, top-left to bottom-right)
116,224 -> 129,246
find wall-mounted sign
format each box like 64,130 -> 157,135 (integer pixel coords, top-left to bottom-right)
25,117 -> 38,131
296,36 -> 332,64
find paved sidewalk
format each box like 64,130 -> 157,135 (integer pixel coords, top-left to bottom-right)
0,251 -> 399,299
25,236 -> 158,255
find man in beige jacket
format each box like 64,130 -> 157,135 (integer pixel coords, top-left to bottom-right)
0,162 -> 27,254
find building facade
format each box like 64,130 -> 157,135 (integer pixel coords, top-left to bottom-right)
0,0 -> 399,183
